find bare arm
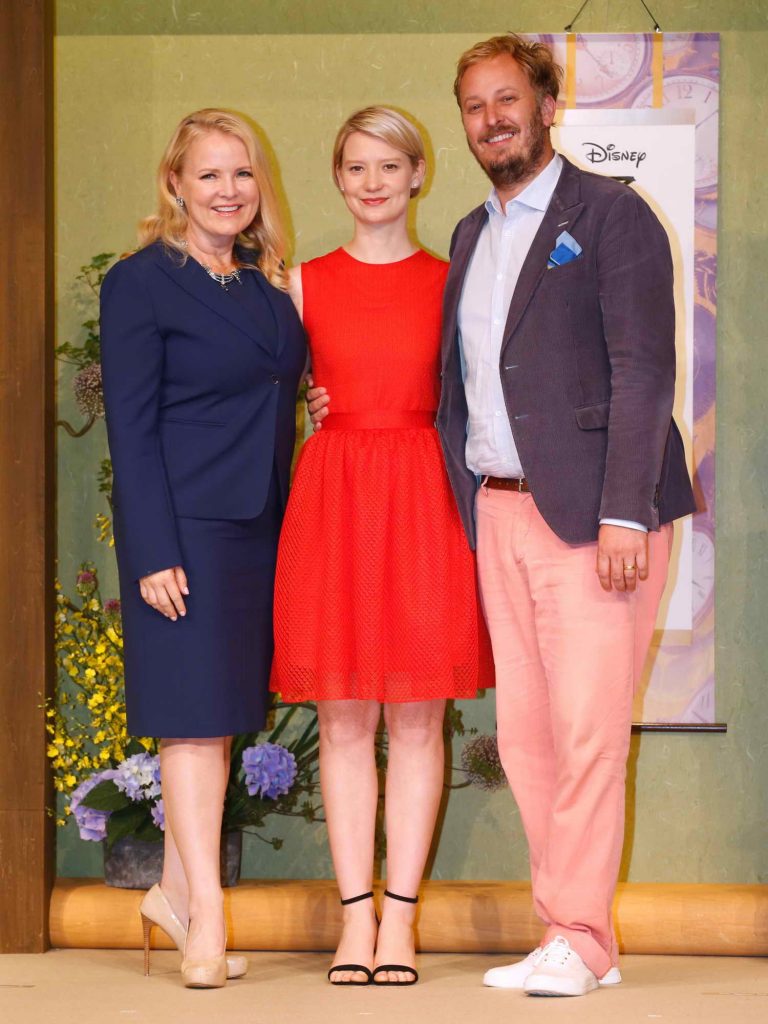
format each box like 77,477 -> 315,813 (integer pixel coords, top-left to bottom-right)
287,264 -> 304,321
290,263 -> 330,429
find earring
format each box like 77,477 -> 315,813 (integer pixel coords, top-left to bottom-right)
339,186 -> 345,192
175,195 -> 185,208
411,181 -> 418,188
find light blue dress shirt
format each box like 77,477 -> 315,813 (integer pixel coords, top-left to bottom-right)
457,152 -> 645,533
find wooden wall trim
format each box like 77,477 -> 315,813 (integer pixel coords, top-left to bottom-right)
0,0 -> 55,953
50,880 -> 768,957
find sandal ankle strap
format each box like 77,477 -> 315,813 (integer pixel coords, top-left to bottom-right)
340,891 -> 374,906
383,889 -> 419,904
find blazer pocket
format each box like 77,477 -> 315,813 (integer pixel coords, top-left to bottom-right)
161,416 -> 226,428
575,401 -> 610,430
547,255 -> 584,275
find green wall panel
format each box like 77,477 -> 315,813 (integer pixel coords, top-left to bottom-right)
54,4 -> 768,884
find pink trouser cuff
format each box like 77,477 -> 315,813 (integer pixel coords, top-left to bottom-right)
543,925 -> 612,979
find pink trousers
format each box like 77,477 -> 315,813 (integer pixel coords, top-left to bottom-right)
476,487 -> 672,978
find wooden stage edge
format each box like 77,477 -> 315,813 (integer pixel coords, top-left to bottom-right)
51,879 -> 768,956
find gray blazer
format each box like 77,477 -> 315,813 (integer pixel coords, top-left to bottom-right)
437,156 -> 697,549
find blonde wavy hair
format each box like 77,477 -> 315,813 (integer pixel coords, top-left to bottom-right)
332,106 -> 426,197
138,108 -> 288,290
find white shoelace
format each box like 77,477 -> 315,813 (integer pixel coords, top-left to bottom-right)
539,936 -> 575,968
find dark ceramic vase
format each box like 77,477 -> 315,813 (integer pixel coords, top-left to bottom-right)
102,830 -> 243,889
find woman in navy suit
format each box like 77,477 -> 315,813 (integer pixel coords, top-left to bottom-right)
100,109 -> 305,988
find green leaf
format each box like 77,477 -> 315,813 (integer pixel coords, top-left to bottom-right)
268,705 -> 299,744
104,803 -> 149,852
81,780 -> 130,812
124,737 -> 147,757
132,819 -> 164,843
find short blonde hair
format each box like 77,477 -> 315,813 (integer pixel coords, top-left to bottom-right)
454,33 -> 562,107
138,108 -> 288,290
332,106 -> 426,197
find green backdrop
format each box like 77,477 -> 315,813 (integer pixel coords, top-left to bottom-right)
54,1 -> 768,884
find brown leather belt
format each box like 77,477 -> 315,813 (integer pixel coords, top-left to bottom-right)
484,476 -> 531,493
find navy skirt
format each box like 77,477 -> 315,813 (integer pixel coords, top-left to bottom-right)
117,476 -> 281,738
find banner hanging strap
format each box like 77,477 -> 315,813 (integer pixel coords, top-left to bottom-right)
565,33 -> 577,108
652,31 -> 664,108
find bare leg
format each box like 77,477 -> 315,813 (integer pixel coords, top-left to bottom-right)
318,700 -> 381,983
159,818 -> 189,928
160,736 -> 231,962
159,736 -> 232,929
375,699 -> 446,983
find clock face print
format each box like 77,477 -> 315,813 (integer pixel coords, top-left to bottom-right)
531,34 -> 568,79
633,74 -> 719,193
691,528 -> 715,623
663,34 -> 695,57
681,679 -> 715,723
695,196 -> 718,233
576,37 -> 651,104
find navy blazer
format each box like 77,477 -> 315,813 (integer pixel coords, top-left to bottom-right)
100,241 -> 306,581
438,156 -> 696,548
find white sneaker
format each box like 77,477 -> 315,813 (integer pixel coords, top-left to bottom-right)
600,966 -> 622,986
523,935 -> 599,997
483,947 -> 543,988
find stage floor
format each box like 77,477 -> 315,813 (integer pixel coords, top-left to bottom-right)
1,951 -> 766,1023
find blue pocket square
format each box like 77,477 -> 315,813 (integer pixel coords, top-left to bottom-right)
548,230 -> 583,269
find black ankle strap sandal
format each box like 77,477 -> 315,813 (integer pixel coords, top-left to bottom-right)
371,890 -> 420,985
327,891 -> 375,985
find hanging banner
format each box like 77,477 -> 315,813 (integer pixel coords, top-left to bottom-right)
535,34 -> 719,725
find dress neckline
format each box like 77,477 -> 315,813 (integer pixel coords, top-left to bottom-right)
337,246 -> 425,268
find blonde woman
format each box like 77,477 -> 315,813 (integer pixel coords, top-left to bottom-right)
272,108 -> 492,985
100,109 -> 306,988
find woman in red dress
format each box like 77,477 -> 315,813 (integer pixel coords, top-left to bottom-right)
272,108 -> 492,986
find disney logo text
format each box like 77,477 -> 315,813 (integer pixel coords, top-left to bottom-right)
582,142 -> 646,169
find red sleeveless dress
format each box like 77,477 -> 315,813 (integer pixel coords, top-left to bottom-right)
272,248 -> 493,702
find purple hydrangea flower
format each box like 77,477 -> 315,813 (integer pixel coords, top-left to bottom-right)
112,752 -> 162,801
151,798 -> 165,831
242,742 -> 297,800
69,772 -> 113,842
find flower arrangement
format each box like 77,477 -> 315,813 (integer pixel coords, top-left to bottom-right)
48,568 -> 129,816
56,252 -> 113,438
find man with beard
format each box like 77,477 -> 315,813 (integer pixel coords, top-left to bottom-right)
436,34 -> 695,996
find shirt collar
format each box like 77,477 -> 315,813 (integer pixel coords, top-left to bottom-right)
485,152 -> 563,218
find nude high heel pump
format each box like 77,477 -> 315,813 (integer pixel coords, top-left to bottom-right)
181,936 -> 227,990
139,883 -> 247,980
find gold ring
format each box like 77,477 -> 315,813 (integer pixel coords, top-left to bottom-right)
624,564 -> 636,572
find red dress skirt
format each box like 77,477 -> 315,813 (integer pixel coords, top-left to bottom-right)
272,248 -> 493,702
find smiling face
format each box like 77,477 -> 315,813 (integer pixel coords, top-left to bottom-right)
169,129 -> 259,248
336,132 -> 424,228
459,54 -> 556,198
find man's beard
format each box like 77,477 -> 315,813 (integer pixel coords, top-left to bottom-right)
472,107 -> 549,190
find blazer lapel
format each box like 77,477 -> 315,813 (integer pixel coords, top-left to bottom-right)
501,158 -> 586,346
153,245 -> 277,357
249,267 -> 286,357
442,205 -> 487,367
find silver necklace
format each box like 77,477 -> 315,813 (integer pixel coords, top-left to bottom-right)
180,242 -> 243,290
201,264 -> 242,290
